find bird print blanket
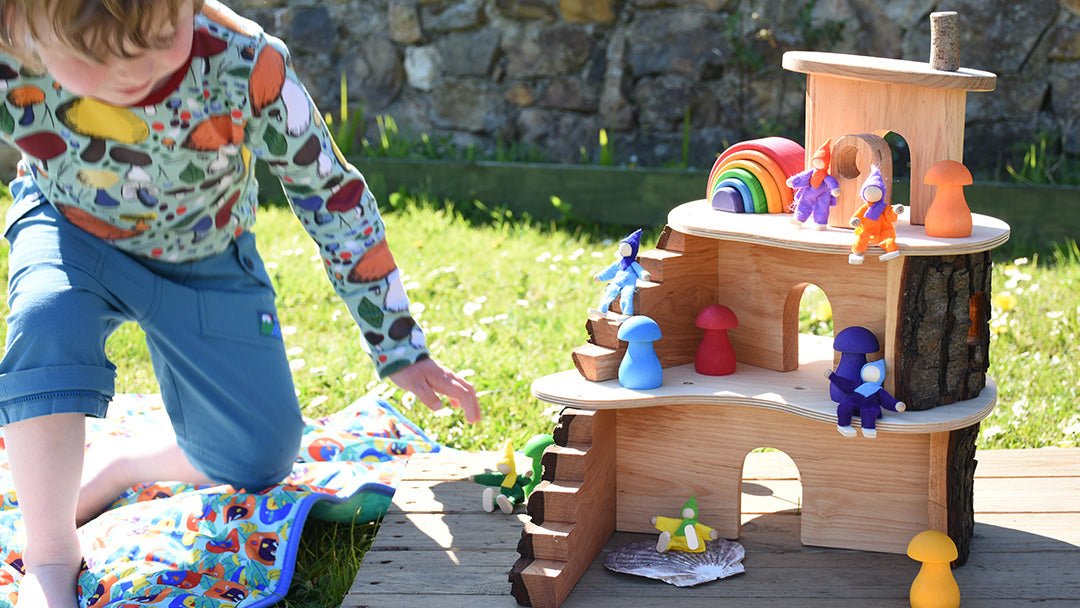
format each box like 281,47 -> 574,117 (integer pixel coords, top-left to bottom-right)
0,393 -> 439,607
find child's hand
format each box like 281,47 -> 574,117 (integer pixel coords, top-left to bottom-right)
389,358 -> 481,423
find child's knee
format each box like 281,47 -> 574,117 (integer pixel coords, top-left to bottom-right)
186,414 -> 304,492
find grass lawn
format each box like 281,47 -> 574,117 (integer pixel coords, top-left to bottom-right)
0,191 -> 1077,606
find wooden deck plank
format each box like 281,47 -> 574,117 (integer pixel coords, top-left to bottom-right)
343,448 -> 1080,608
971,448 -> 1080,477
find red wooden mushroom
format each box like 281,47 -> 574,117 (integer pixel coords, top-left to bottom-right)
695,304 -> 738,376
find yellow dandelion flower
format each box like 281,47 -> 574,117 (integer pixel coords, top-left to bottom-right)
815,300 -> 832,322
992,292 -> 1018,312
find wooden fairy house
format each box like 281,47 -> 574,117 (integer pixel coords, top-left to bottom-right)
512,21 -> 1008,608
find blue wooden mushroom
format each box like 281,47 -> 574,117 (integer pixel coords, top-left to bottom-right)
618,316 -> 663,390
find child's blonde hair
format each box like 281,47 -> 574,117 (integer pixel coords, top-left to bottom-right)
0,0 -> 205,68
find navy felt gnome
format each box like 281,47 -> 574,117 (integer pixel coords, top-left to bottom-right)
591,229 -> 651,320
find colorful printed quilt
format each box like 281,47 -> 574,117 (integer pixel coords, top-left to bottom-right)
0,393 -> 440,607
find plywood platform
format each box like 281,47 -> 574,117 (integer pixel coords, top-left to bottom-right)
343,448 -> 1080,607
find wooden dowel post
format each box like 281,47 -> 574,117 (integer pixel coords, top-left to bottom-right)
930,12 -> 960,72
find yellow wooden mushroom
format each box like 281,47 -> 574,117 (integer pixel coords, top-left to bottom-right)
907,530 -> 960,608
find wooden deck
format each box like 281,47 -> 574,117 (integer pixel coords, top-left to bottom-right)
343,448 -> 1080,607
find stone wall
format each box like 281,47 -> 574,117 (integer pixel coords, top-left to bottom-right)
228,0 -> 1080,176
0,0 -> 1067,183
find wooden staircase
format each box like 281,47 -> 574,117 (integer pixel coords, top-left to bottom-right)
509,408 -> 615,608
571,227 -> 720,381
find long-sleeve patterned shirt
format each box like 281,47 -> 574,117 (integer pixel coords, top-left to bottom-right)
0,1 -> 427,378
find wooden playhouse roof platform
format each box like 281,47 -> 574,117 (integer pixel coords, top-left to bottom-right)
342,448 -> 1079,607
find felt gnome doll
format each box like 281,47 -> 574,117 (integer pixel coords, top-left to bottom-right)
651,496 -> 719,553
590,229 -> 651,319
787,138 -> 841,229
848,164 -> 905,264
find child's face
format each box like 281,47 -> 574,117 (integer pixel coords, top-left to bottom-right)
32,0 -> 195,107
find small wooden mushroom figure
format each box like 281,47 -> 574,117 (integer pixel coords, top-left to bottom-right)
617,316 -> 663,390
907,530 -> 960,608
695,304 -> 738,376
923,160 -> 974,238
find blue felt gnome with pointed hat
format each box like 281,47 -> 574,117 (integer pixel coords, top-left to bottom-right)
591,229 -> 651,319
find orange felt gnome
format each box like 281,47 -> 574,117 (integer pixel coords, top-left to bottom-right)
848,165 -> 905,265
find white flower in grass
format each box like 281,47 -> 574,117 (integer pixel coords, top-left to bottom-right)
515,299 -> 529,307
434,407 -> 455,418
401,392 -> 416,409
1013,257 -> 1029,266
1004,268 -> 1032,290
535,252 -> 552,262
309,366 -> 327,375
289,358 -> 306,371
405,281 -> 421,290
1046,310 -> 1064,319
343,372 -> 358,382
1010,397 -> 1029,418
980,424 -> 1004,441
1062,416 -> 1080,437
472,329 -> 489,342
282,325 -> 297,336
286,346 -> 303,356
308,395 -> 329,409
542,404 -> 564,423
410,302 -> 426,315
458,369 -> 476,378
569,248 -> 585,260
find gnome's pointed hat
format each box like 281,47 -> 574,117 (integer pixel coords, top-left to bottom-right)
618,229 -> 644,270
810,138 -> 833,188
860,165 -> 889,220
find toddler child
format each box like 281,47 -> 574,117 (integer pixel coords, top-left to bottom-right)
0,1 -> 480,605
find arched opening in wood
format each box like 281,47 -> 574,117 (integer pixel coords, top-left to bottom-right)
740,448 -> 803,543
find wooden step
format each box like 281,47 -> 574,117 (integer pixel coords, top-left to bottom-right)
509,557 -> 572,608
540,444 -> 589,482
521,520 -> 584,562
584,314 -> 620,350
551,408 -> 602,446
570,342 -> 621,382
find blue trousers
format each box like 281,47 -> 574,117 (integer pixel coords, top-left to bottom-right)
0,176 -> 304,491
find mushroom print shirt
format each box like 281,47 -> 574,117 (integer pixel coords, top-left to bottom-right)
0,1 -> 428,378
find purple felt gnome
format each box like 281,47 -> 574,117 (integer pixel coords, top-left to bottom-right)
787,139 -> 840,229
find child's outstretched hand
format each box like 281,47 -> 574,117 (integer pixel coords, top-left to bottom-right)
390,358 -> 481,423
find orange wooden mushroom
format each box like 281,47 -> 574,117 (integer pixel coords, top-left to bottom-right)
924,160 -> 973,238
695,304 -> 738,376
